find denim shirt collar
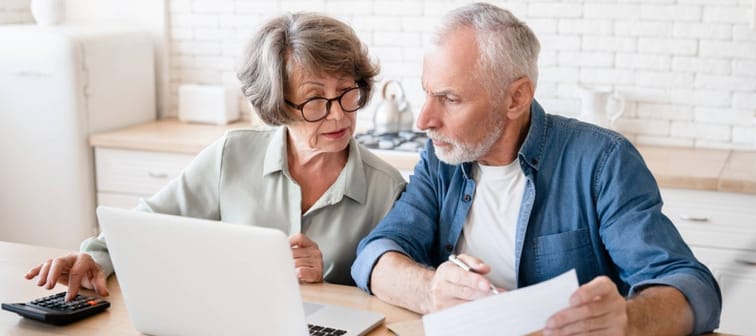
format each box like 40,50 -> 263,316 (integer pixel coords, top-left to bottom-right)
517,100 -> 548,173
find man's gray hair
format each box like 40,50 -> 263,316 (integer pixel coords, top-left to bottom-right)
237,12 -> 379,125
435,2 -> 540,97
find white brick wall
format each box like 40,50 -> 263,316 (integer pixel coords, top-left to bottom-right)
161,0 -> 756,150
0,0 -> 32,24
2,0 -> 755,150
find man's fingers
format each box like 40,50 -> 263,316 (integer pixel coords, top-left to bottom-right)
441,262 -> 494,294
456,254 -> 491,275
547,301 -> 607,329
434,263 -> 492,302
569,276 -> 615,306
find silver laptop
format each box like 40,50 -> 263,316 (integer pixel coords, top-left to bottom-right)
96,206 -> 384,336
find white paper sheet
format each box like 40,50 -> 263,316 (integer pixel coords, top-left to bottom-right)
423,269 -> 578,336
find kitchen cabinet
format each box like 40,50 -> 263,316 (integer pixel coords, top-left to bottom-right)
94,148 -> 194,209
660,188 -> 756,335
89,120 -> 248,210
0,25 -> 155,249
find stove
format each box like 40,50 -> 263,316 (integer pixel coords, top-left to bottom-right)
354,130 -> 428,153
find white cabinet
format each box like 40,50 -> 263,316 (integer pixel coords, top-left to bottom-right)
0,25 -> 155,249
94,148 -> 194,209
661,188 -> 756,335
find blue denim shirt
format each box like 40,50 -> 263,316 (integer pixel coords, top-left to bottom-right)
352,101 -> 721,334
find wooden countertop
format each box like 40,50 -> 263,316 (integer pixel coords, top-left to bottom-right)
90,119 -> 756,195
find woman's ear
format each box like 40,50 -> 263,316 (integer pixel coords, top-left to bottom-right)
505,77 -> 535,119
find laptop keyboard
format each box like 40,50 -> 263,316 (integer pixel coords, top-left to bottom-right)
308,323 -> 347,336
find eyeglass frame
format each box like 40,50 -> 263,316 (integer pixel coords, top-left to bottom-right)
284,85 -> 368,123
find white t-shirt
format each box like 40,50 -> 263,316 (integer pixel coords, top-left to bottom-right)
456,159 -> 526,290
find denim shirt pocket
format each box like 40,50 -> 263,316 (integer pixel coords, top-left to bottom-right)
533,228 -> 596,283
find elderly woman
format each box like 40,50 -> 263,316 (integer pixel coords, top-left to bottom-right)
25,12 -> 406,300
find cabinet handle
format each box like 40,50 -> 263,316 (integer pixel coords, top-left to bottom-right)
147,172 -> 169,179
677,215 -> 709,222
735,255 -> 756,266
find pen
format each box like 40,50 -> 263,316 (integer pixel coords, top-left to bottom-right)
448,254 -> 500,295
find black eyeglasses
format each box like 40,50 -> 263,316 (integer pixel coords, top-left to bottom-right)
285,86 -> 366,122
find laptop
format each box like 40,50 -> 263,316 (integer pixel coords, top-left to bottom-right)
96,206 -> 385,336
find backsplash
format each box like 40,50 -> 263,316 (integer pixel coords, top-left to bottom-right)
3,0 -> 755,150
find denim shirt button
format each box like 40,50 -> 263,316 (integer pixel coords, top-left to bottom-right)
445,244 -> 453,252
463,194 -> 471,202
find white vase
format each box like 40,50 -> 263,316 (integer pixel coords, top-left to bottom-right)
30,0 -> 65,26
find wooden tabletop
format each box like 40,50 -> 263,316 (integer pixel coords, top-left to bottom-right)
0,241 -> 419,336
1,241 -> 738,335
90,119 -> 756,195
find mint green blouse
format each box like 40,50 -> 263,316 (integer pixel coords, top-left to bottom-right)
82,126 -> 406,285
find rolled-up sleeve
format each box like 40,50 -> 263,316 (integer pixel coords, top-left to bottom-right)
631,273 -> 721,334
352,142 -> 442,293
351,238 -> 409,293
596,139 -> 722,333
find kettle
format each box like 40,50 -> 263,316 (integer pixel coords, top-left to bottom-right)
372,80 -> 413,134
576,84 -> 625,130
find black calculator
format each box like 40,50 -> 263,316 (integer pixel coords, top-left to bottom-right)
2,292 -> 110,325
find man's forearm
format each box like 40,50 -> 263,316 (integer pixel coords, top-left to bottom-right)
370,251 -> 435,314
626,286 -> 694,336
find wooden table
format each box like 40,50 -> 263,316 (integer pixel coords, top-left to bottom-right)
0,241 -> 735,335
0,241 -> 418,335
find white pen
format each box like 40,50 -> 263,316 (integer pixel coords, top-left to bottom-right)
448,254 -> 500,295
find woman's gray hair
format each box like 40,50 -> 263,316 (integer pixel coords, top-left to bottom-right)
434,2 -> 540,97
237,12 -> 379,125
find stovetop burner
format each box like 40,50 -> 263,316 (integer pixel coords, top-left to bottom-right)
354,130 -> 428,152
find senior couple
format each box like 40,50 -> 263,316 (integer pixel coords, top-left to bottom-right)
27,3 -> 720,335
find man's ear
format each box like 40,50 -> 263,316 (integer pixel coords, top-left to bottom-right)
505,77 -> 535,119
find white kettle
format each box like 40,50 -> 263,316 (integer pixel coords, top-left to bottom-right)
577,84 -> 625,130
372,80 -> 413,134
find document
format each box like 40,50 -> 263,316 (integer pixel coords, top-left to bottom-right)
423,269 -> 578,336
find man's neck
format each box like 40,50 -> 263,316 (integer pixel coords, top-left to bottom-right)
477,112 -> 531,166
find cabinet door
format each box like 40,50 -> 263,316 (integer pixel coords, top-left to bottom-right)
717,268 -> 756,335
690,247 -> 756,334
660,188 -> 756,250
95,148 -> 195,196
662,189 -> 756,334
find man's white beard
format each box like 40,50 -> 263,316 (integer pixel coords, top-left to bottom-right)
427,113 -> 505,165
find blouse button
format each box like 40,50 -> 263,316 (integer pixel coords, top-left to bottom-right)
445,244 -> 453,252
463,194 -> 472,202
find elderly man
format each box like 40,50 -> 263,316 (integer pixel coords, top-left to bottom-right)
352,2 -> 721,335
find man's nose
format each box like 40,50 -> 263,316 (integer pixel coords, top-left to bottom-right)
415,100 -> 437,131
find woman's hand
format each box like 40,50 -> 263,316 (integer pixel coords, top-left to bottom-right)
25,253 -> 110,301
289,233 -> 324,283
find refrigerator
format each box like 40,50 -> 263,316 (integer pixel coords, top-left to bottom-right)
0,25 -> 156,249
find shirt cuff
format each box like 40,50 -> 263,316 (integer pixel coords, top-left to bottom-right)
630,272 -> 721,334
351,238 -> 407,293
79,236 -> 114,277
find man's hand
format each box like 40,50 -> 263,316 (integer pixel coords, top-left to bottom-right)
427,254 -> 502,312
289,233 -> 324,283
543,276 -> 627,336
25,253 -> 110,301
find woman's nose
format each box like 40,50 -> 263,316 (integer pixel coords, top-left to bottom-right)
326,100 -> 346,120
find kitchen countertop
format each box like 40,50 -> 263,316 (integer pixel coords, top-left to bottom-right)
90,119 -> 756,195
